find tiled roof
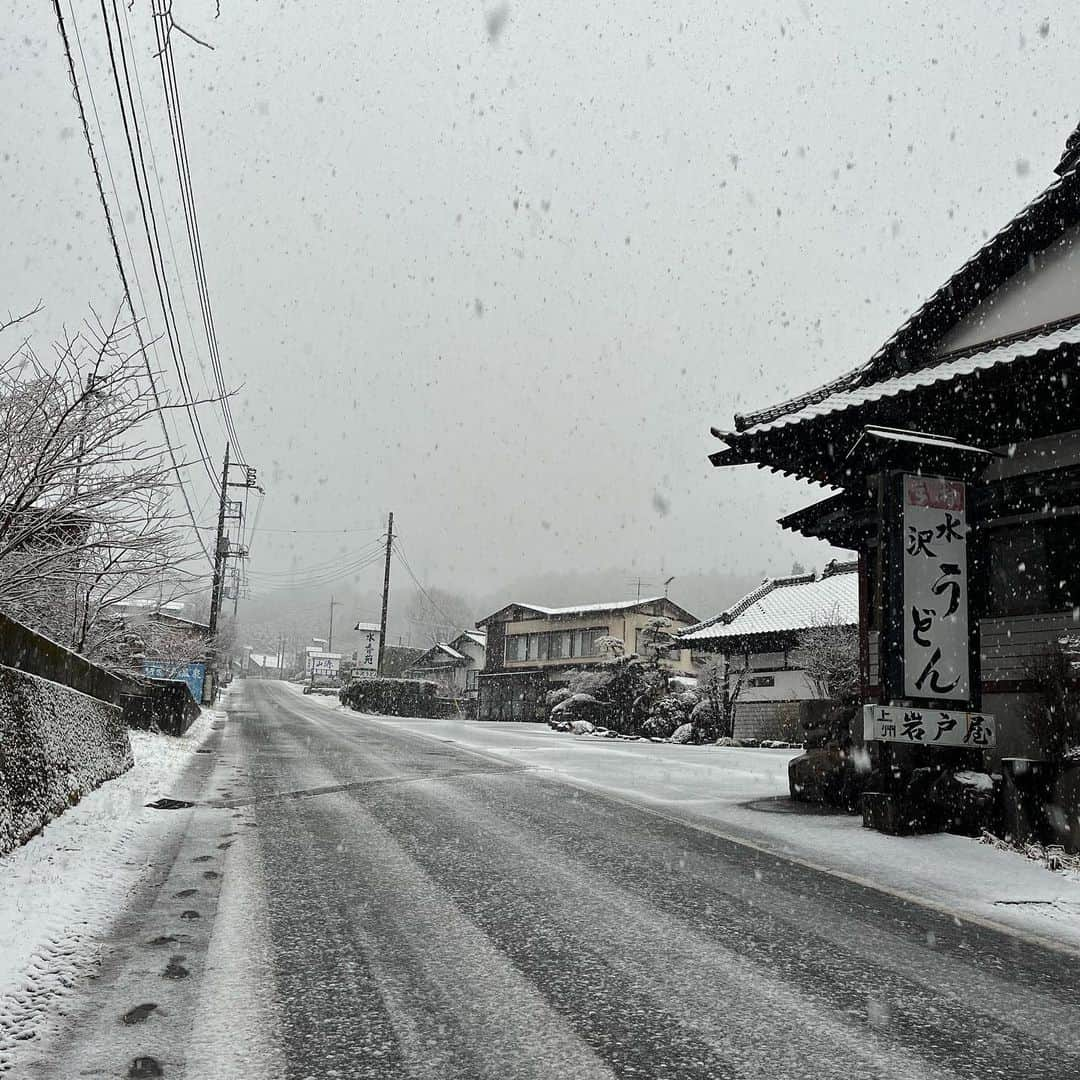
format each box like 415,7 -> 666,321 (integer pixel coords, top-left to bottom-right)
456,630 -> 487,648
679,562 -> 858,643
732,162 -> 1080,433
731,322 -> 1080,439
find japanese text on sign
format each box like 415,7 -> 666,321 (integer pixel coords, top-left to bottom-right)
863,705 -> 995,748
902,475 -> 969,702
309,653 -> 341,678
355,624 -> 380,675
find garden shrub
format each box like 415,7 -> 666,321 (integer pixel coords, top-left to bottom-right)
340,677 -> 442,717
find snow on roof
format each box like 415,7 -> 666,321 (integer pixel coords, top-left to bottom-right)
731,168 -> 1080,433
521,597 -> 664,617
478,596 -> 697,628
248,653 -> 278,668
731,322 -> 1080,438
454,630 -> 487,648
680,562 -> 858,643
409,641 -> 469,667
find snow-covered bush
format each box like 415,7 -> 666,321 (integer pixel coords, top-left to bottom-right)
546,687 -> 572,709
340,677 -> 442,717
641,692 -> 695,739
551,692 -> 607,725
551,655 -> 696,737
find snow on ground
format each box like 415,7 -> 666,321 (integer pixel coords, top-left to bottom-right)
0,706 -> 219,1071
310,690 -> 1080,953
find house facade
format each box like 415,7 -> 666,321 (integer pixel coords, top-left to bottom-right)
708,125 -> 1080,767
476,597 -> 698,722
680,561 -> 859,741
406,630 -> 487,700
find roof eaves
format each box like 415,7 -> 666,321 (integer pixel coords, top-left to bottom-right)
733,169 -> 1080,431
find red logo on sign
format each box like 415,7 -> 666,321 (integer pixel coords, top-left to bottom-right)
906,477 -> 965,511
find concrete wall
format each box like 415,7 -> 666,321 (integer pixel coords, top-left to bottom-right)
0,609 -> 122,704
0,664 -> 132,855
121,678 -> 200,737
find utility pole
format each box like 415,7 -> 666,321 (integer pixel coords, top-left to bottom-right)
205,443 -> 231,703
328,595 -> 342,653
377,512 -> 394,675
205,444 -> 260,702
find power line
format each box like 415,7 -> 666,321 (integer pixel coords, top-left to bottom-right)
67,0 -> 208,552
392,538 -> 463,634
243,538 -> 384,577
115,0 -> 225,447
51,0 -> 212,566
98,0 -> 219,491
244,550 -> 387,595
244,542 -> 386,579
149,0 -> 245,462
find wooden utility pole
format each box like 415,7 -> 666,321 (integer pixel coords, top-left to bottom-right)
328,595 -> 342,653
205,442 -> 230,703
377,512 -> 394,675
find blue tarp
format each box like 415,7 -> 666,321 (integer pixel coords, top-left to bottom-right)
143,659 -> 206,703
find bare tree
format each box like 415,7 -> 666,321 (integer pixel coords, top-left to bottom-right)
697,652 -> 750,740
798,622 -> 860,704
0,306 -> 209,665
404,586 -> 473,645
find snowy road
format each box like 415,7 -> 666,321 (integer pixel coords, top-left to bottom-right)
26,679 -> 1080,1078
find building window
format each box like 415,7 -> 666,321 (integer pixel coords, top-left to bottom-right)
504,626 -> 608,662
747,675 -> 775,688
987,521 -> 1080,617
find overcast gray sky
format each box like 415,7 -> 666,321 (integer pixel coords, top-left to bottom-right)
5,1 -> 1080,611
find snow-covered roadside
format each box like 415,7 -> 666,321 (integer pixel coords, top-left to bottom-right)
332,708 -> 1080,954
0,706 -> 219,1071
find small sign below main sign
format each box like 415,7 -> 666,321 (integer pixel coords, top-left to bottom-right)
863,704 -> 996,748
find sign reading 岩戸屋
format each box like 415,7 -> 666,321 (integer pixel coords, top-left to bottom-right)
863,704 -> 996,748
902,474 -> 970,702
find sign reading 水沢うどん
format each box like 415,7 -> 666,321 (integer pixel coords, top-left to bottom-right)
902,474 -> 970,702
863,705 -> 996,748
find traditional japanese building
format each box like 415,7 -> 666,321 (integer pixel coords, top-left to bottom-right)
475,597 -> 698,723
679,560 -> 859,742
709,126 -> 1080,765
405,630 -> 487,702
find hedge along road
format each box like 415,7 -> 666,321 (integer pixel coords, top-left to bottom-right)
49,678 -> 1080,1079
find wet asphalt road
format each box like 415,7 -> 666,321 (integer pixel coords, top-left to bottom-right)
231,679 -> 1080,1080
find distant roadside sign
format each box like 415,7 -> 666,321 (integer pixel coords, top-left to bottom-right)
309,652 -> 341,679
354,621 -> 381,676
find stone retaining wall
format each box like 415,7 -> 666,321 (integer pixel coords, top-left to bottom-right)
0,665 -> 132,855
